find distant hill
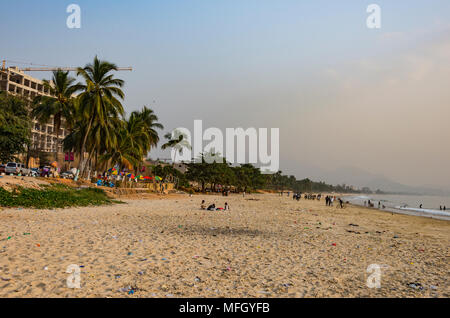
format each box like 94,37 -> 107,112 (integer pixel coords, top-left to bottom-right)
290,164 -> 450,196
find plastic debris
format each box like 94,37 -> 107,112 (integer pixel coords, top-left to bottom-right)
408,282 -> 423,290
258,291 -> 271,294
119,286 -> 131,292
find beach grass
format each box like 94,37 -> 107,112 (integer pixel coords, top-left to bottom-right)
0,184 -> 121,209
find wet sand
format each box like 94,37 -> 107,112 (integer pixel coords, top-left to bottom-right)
0,193 -> 448,298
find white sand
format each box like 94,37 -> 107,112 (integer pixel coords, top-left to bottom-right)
0,193 -> 448,298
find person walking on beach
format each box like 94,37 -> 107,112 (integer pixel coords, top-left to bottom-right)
420,204 -> 423,209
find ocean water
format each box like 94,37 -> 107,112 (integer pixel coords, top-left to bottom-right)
344,194 -> 450,221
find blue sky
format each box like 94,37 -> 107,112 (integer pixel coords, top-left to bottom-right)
2,1 -> 450,188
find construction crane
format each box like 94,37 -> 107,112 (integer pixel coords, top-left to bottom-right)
20,66 -> 133,72
1,59 -> 132,72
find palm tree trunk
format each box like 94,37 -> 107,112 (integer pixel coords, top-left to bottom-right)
55,131 -> 60,162
79,115 -> 94,176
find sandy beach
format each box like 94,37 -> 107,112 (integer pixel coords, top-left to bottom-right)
0,193 -> 448,298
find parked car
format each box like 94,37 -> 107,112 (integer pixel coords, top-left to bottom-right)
60,171 -> 75,179
5,162 -> 30,175
30,168 -> 40,177
0,164 -> 5,174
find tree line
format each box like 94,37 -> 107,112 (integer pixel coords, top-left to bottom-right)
150,152 -> 362,194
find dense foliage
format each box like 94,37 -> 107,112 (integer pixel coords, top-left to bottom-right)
30,57 -> 163,176
0,92 -> 31,163
182,153 -> 359,193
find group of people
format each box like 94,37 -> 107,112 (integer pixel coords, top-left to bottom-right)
290,193 -> 323,201
201,200 -> 230,211
325,195 -> 344,208
325,195 -> 334,206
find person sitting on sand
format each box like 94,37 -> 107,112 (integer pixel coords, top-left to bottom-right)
207,204 -> 216,211
224,202 -> 230,211
201,200 -> 206,210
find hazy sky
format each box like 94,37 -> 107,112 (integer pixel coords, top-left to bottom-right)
2,0 -> 450,189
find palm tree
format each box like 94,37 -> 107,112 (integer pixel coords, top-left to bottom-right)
161,129 -> 191,166
130,106 -> 164,151
74,56 -> 125,176
99,118 -> 143,172
32,70 -> 77,160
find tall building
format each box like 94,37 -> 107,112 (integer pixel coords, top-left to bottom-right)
0,66 -> 68,154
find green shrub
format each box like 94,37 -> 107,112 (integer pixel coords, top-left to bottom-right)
0,185 -> 121,209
